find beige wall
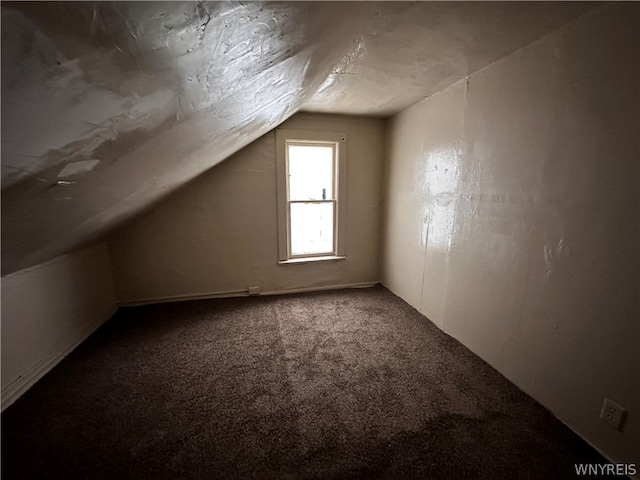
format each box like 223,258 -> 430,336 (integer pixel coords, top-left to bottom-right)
1,243 -> 116,410
109,114 -> 385,303
382,3 -> 639,465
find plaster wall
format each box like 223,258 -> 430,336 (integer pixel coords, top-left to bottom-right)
1,243 -> 116,410
108,114 -> 384,303
382,4 -> 639,465
1,2 -> 594,277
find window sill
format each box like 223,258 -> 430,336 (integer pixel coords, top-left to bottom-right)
279,255 -> 346,265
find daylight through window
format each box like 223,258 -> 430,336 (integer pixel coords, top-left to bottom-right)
276,129 -> 347,263
288,143 -> 335,256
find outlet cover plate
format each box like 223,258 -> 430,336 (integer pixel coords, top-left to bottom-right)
600,398 -> 627,431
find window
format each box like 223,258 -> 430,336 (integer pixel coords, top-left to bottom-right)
276,129 -> 347,263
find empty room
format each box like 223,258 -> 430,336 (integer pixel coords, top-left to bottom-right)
1,1 -> 638,478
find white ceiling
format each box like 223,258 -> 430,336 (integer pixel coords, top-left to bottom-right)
1,1 -> 596,275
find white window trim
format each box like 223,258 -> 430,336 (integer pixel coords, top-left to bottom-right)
276,129 -> 347,264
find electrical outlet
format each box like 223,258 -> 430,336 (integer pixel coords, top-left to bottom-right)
248,285 -> 260,296
600,398 -> 627,431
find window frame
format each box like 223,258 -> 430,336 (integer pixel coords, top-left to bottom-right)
276,129 -> 347,264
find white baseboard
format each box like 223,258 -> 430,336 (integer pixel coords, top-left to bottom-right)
117,281 -> 379,307
261,281 -> 378,296
1,305 -> 117,411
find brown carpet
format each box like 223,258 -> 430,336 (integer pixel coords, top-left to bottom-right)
2,285 -> 607,479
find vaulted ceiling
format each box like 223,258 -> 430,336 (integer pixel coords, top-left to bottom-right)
1,1 -> 596,275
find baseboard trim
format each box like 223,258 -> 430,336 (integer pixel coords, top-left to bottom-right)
261,282 -> 378,296
118,289 -> 250,307
117,282 -> 379,307
1,305 -> 117,412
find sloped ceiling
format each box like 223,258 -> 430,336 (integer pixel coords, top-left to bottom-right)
1,1 -> 596,276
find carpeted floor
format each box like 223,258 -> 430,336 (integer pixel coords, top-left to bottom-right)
2,285 -> 607,479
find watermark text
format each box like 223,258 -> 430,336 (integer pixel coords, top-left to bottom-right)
575,463 -> 636,476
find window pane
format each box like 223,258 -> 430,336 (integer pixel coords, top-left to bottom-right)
290,202 -> 334,255
288,145 -> 334,201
